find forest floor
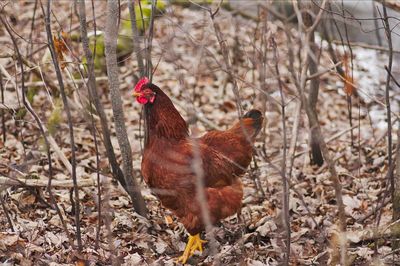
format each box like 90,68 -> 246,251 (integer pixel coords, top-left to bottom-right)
0,1 -> 396,265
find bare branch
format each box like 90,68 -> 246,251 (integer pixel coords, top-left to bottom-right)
379,2 -> 399,251
190,138 -> 219,260
0,70 -> 5,143
0,175 -> 94,188
146,0 -> 157,79
381,0 -> 394,204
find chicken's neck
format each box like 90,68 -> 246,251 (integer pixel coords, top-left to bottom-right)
144,91 -> 188,146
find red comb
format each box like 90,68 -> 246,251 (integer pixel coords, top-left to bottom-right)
134,77 -> 150,92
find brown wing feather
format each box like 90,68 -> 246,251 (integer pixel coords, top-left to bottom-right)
141,109 -> 263,234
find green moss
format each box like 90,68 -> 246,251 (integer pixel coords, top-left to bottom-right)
89,34 -> 105,57
390,218 -> 400,250
30,172 -> 40,179
76,0 -> 166,74
26,87 -> 39,104
26,75 -> 43,104
48,99 -> 63,135
15,108 -> 27,120
38,136 -> 47,153
171,0 -> 216,7
85,101 -> 97,116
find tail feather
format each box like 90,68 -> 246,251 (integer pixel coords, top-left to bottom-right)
242,109 -> 263,139
231,109 -> 263,141
243,109 -> 262,120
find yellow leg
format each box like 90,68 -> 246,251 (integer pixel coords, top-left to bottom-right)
176,234 -> 207,264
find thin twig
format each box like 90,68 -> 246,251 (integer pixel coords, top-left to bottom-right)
272,37 -> 290,265
341,0 -> 355,149
288,101 -> 301,179
27,0 -> 38,59
306,61 -> 342,80
91,0 -> 102,251
0,72 -> 5,143
128,0 -> 145,76
0,195 -> 14,232
103,174 -> 118,265
331,40 -> 400,54
146,0 -> 157,80
43,0 -> 82,252
380,0 -> 394,227
359,193 -> 391,223
209,3 -> 243,117
190,137 -> 219,261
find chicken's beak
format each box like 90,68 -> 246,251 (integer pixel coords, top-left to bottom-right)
133,91 -> 142,97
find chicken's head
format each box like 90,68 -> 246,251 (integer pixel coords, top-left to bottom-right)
133,77 -> 156,104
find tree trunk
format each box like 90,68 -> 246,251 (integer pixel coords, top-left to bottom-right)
303,2 -> 324,166
105,0 -> 148,217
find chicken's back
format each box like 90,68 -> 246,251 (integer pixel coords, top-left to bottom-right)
199,109 -> 263,186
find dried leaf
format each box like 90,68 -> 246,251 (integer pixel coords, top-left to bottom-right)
123,253 -> 143,265
256,219 -> 277,237
343,194 -> 361,217
343,52 -> 356,96
0,232 -> 22,252
155,239 -> 168,254
164,215 -> 173,226
53,31 -> 69,69
76,260 -> 86,266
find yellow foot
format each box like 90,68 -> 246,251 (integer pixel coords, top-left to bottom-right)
176,234 -> 207,264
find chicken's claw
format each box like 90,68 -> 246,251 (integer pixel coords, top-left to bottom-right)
176,234 -> 207,264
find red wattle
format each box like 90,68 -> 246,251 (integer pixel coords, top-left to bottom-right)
137,96 -> 149,104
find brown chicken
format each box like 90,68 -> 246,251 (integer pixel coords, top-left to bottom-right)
133,77 -> 263,263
